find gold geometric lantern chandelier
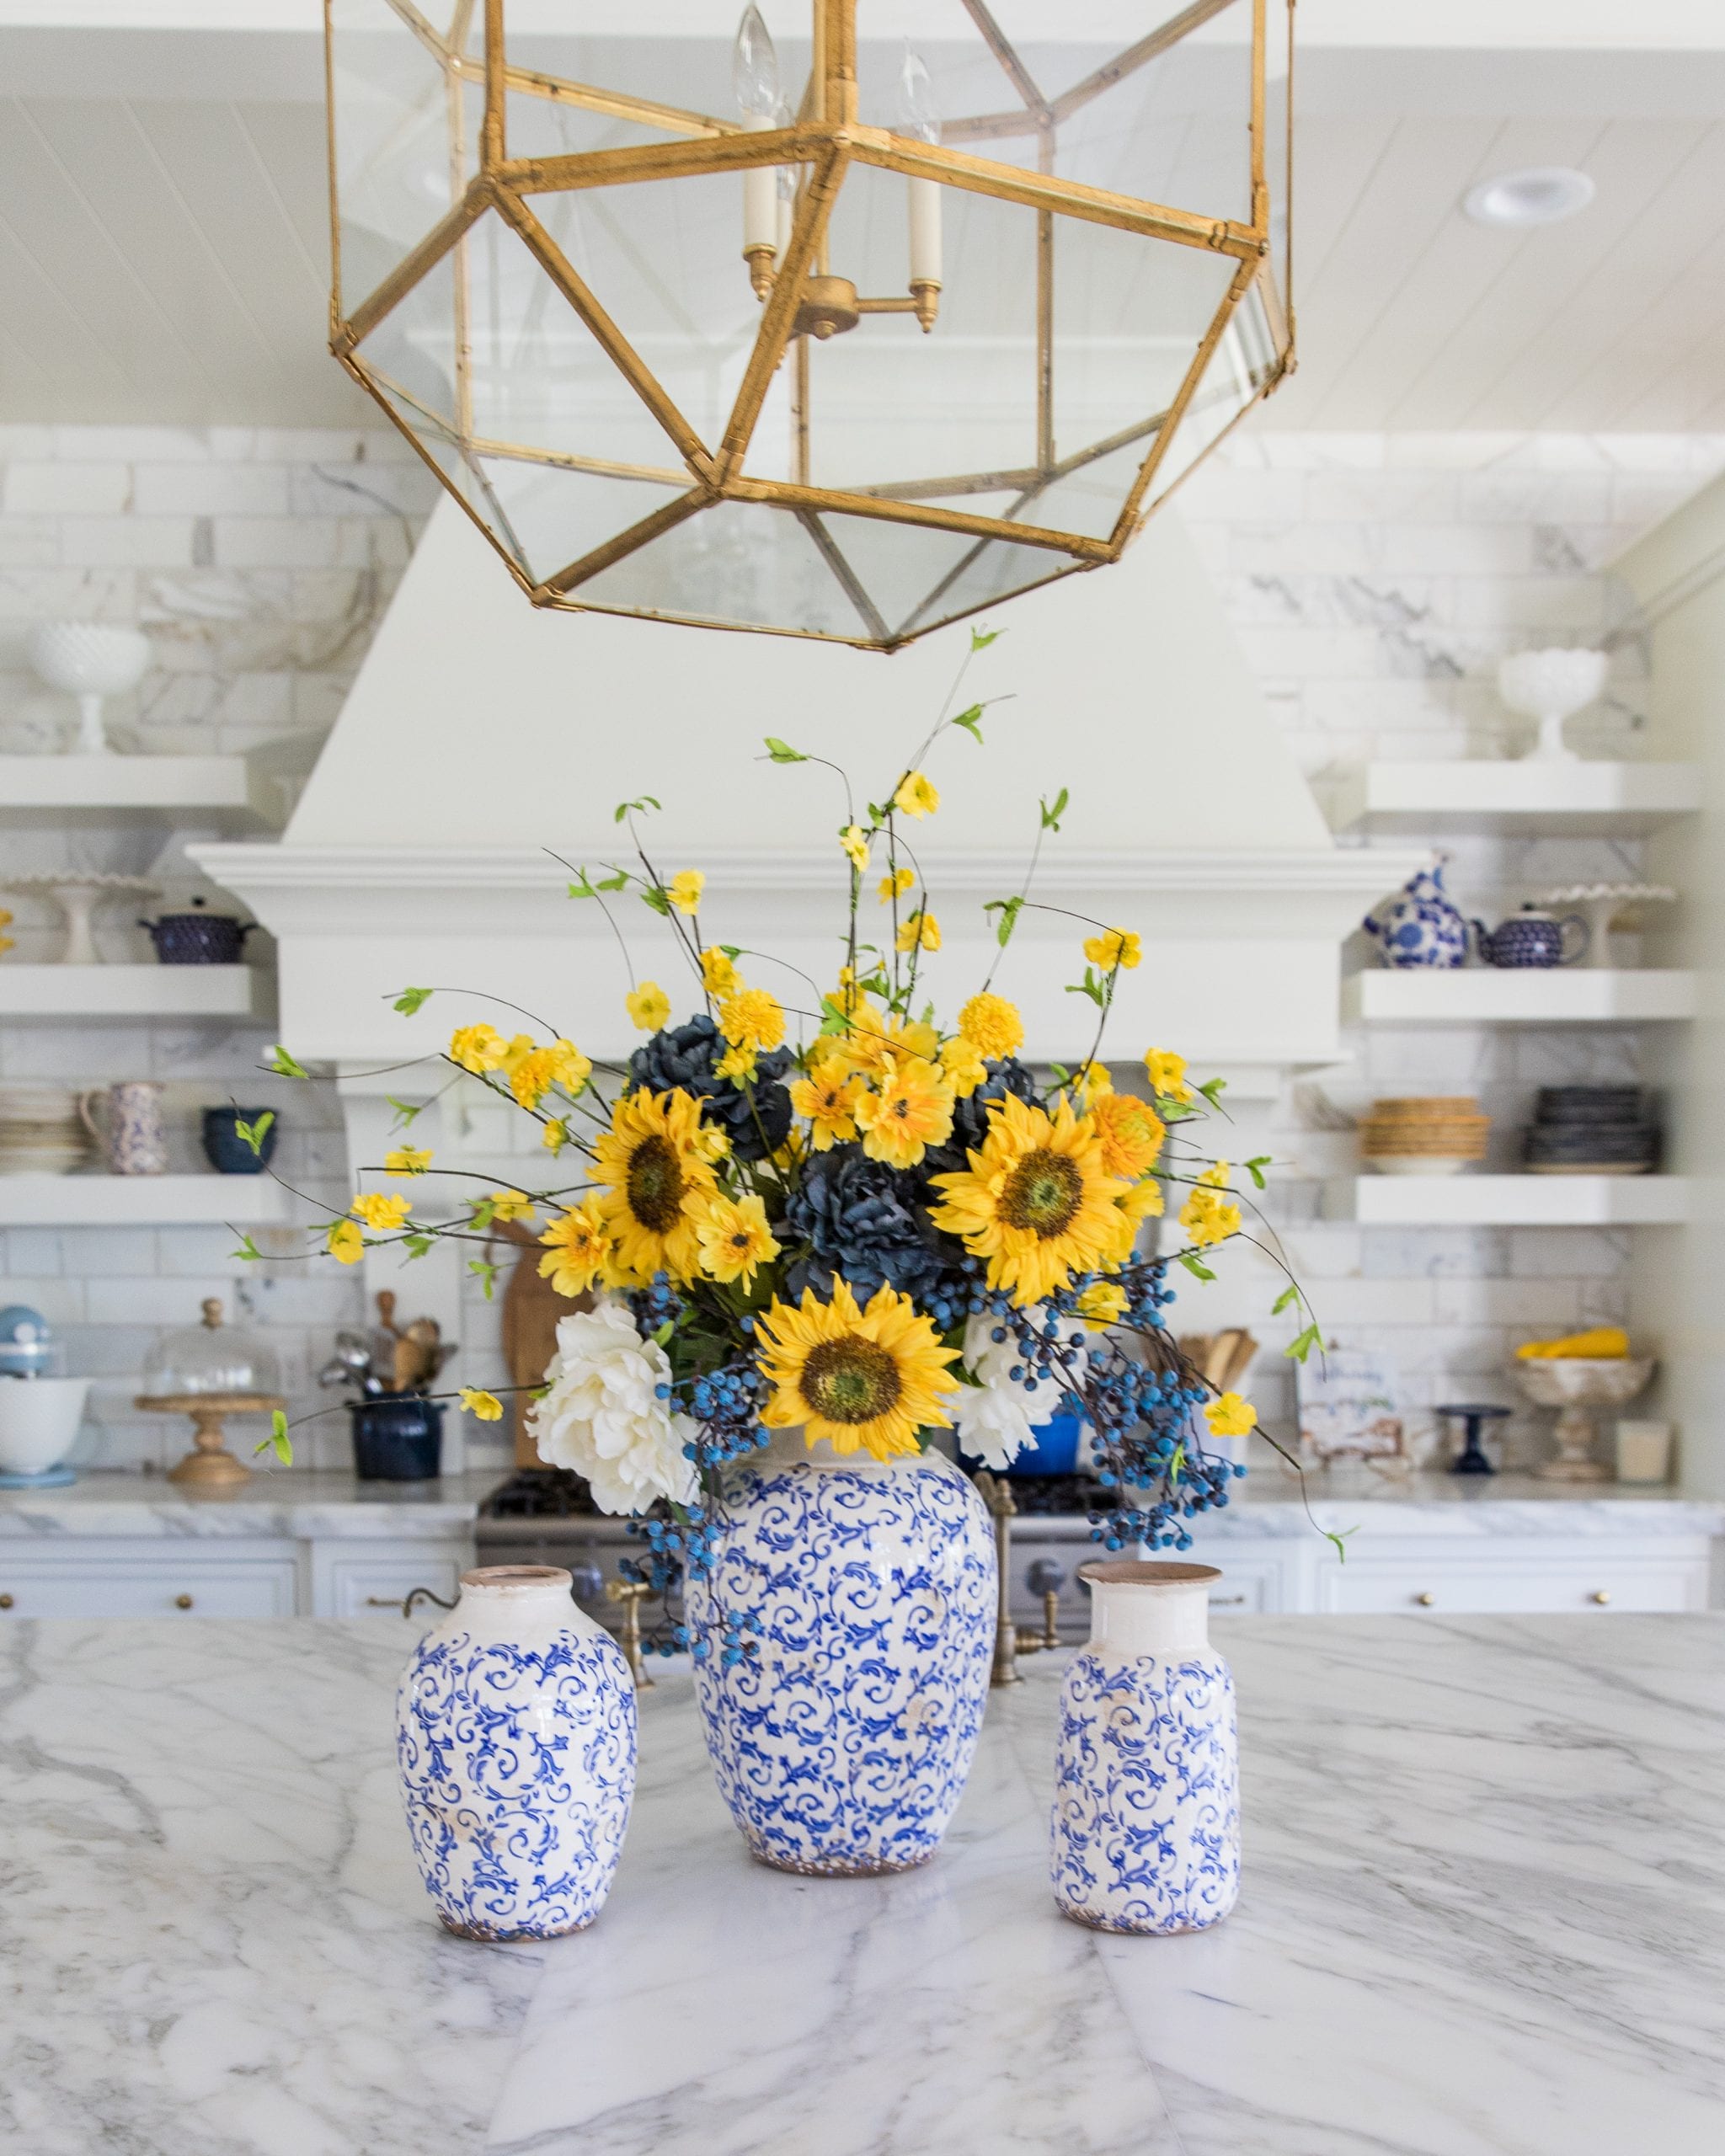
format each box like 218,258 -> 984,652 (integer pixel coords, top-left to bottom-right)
326,2 -> 1295,649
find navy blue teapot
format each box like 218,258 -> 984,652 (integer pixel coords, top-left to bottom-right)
138,895 -> 256,966
1363,862 -> 1468,969
1471,905 -> 1589,969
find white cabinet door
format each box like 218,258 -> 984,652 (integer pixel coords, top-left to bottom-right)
311,1542 -> 468,1620
0,1553 -> 299,1619
1318,1550 -> 1711,1615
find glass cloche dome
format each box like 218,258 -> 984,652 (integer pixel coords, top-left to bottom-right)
141,1297 -> 282,1402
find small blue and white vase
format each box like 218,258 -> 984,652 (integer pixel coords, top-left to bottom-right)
1363,862 -> 1468,969
686,1433 -> 996,1876
1051,1559 -> 1240,1935
396,1565 -> 636,1940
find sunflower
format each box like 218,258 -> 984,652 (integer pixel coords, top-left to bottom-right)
789,1065 -> 862,1150
1091,1090 -> 1167,1180
755,1278 -> 960,1459
930,1090 -> 1130,1306
696,1192 -> 782,1290
956,991 -> 1024,1061
854,1052 -> 955,1169
591,1087 -> 720,1283
538,1202 -> 614,1296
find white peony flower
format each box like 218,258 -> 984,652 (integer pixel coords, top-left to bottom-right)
953,1377 -> 1035,1471
528,1297 -> 698,1514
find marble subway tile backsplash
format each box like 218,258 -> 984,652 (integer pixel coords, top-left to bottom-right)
3,424 -> 1721,1476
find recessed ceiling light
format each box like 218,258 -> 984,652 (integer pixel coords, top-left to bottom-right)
1463,168 -> 1595,228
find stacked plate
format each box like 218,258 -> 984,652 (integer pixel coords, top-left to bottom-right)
1360,1097 -> 1490,1176
0,1086 -> 92,1176
1524,1086 -> 1659,1175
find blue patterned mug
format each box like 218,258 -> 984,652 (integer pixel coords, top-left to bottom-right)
1471,906 -> 1589,969
1363,862 -> 1468,969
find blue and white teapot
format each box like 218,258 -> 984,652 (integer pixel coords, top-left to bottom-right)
1363,862 -> 1468,969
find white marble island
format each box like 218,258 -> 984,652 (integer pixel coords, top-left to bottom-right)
3,1613 -> 1722,2155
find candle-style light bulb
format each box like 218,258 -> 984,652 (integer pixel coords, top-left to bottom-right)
734,5 -> 780,120
735,8 -> 782,296
897,46 -> 943,332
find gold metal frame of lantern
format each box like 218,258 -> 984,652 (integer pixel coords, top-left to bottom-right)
325,0 -> 1295,649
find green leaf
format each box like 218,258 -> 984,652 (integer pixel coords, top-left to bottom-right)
392,986 -> 434,1016
1271,1282 -> 1301,1316
469,1198 -> 498,1230
970,626 -> 1000,650
1178,1251 -> 1217,1283
762,736 -> 808,763
1246,1154 -> 1272,1191
985,894 -> 1024,950
386,1096 -> 422,1131
1167,1441 -> 1187,1481
402,1235 -> 434,1260
269,1044 -> 308,1080
1063,967 -> 1105,1009
231,1233 -> 263,1263
614,794 -> 660,822
1285,1321 -> 1323,1364
1323,1525 -> 1359,1566
255,1408 -> 293,1466
653,1319 -> 676,1346
468,1257 -> 502,1301
566,868 -> 598,899
234,1110 -> 275,1159
719,943 -> 741,959
596,868 -> 628,894
950,703 -> 985,744
639,884 -> 671,917
1048,1061 -> 1071,1083
1039,787 -> 1069,833
1198,1075 -> 1228,1107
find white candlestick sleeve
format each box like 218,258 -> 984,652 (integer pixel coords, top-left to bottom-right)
743,113 -> 777,258
908,174 -> 943,289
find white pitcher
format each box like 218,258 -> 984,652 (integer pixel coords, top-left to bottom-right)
79,1081 -> 167,1177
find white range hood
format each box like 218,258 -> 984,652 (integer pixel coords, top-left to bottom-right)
197,497 -> 1416,1086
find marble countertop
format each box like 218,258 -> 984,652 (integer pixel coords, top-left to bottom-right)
3,1465 -> 1718,1541
4,1613 -> 1722,2155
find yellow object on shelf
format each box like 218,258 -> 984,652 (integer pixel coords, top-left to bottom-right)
1515,1326 -> 1631,1362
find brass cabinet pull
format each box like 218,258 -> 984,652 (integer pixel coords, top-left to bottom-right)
174,1593 -> 194,1610
1591,1589 -> 1611,1606
0,1593 -> 13,1609
1415,1592 -> 1435,1607
365,1595 -> 407,1610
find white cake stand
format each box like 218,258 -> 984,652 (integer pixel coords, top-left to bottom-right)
0,875 -> 159,964
1536,883 -> 1676,969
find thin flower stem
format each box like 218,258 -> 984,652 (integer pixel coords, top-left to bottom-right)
543,847 -> 638,991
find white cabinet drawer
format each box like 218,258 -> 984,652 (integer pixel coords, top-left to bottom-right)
1320,1557 -> 1708,1615
321,1551 -> 464,1622
0,1556 -> 298,1619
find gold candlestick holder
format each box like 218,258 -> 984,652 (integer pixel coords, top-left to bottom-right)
974,1471 -> 1023,1687
606,1577 -> 656,1690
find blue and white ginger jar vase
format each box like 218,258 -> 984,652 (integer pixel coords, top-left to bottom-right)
686,1434 -> 996,1876
1051,1559 -> 1240,1935
396,1564 -> 636,1940
1363,862 -> 1468,969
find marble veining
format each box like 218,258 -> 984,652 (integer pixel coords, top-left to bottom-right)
0,1467 -> 502,1540
3,1614 -> 1722,2153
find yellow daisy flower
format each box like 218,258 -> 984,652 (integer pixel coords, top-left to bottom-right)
1107,1174 -> 1165,1259
895,909 -> 940,955
840,825 -> 870,874
1072,1061 -> 1112,1104
591,1088 -> 719,1283
939,1035 -> 987,1100
789,1067 -> 862,1150
383,1145 -> 432,1177
930,1091 -> 1129,1307
699,947 -> 739,997
718,985 -> 786,1054
537,1202 -> 614,1298
825,1007 -> 940,1086
449,1023 -> 509,1075
854,1053 -> 955,1170
1144,1047 -> 1193,1104
499,1033 -> 536,1079
485,1190 -> 537,1225
1199,1159 -> 1231,1188
715,1041 -> 758,1084
1084,927 -> 1141,972
668,869 -> 705,915
510,1039 -> 591,1108
350,1192 -> 411,1231
326,1218 -> 365,1265
894,770 -> 939,819
755,1278 -> 960,1460
627,981 -> 671,1032
1091,1091 -> 1167,1181
542,1118 -> 569,1155
1178,1185 -> 1241,1249
957,991 -> 1024,1061
1204,1391 -> 1258,1439
460,1388 -> 505,1422
696,1192 -> 782,1291
1075,1280 -> 1126,1330
878,865 -> 916,904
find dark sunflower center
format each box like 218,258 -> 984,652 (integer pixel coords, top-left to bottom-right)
626,1134 -> 685,1234
1001,1148 -> 1083,1240
798,1337 -> 902,1426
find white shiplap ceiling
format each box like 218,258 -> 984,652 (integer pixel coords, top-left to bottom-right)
0,14 -> 1722,430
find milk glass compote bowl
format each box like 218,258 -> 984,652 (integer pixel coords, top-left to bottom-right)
27,622 -> 152,755
1497,648 -> 1607,764
1514,1356 -> 1654,1481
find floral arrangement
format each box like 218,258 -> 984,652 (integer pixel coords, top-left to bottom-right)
251,632 -> 1326,1609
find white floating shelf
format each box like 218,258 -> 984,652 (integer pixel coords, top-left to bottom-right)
1322,1175 -> 1691,1227
1328,760 -> 1701,837
0,755 -> 283,830
1343,969 -> 1695,1027
0,1175 -> 291,1227
0,964 -> 272,1022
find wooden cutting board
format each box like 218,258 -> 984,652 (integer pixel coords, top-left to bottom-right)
492,1222 -> 592,1466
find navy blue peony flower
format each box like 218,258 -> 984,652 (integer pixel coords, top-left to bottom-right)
925,1055 -> 1044,1181
628,1014 -> 793,1162
783,1145 -> 959,1303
